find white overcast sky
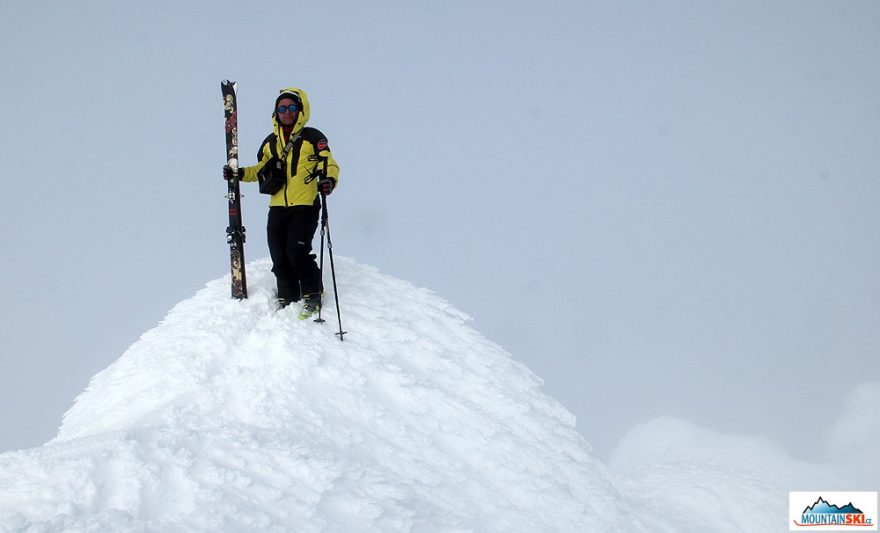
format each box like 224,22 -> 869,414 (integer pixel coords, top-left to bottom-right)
1,0 -> 878,460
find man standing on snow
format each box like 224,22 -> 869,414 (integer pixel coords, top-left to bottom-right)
224,87 -> 340,319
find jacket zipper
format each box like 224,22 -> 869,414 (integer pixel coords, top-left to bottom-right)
282,133 -> 290,207
284,150 -> 290,207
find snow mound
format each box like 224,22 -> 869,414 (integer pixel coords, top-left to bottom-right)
608,382 -> 880,533
0,258 -> 643,532
825,380 -> 880,465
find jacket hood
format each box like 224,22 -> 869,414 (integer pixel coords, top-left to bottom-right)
272,86 -> 310,138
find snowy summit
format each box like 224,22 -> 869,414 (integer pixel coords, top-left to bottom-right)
0,258 -> 642,532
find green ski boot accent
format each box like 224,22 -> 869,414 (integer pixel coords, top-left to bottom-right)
298,297 -> 321,320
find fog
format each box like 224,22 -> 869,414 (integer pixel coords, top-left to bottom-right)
1,0 -> 878,461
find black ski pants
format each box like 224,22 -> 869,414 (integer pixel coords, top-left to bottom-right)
267,204 -> 322,302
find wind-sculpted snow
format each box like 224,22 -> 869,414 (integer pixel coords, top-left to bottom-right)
3,257 -> 876,532
0,258 -> 644,532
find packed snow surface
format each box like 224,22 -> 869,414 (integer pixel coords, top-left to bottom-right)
1,258 -> 877,532
0,258 -> 640,532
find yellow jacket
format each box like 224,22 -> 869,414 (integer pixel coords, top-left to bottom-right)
241,87 -> 340,207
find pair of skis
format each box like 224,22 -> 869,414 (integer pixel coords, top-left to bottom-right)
221,80 -> 345,340
221,80 -> 247,300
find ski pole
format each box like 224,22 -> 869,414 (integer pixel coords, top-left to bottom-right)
314,158 -> 328,324
321,194 -> 346,340
314,159 -> 346,340
314,198 -> 327,324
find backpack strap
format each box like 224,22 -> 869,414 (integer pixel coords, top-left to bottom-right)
258,129 -> 323,185
279,130 -> 302,160
258,131 -> 304,161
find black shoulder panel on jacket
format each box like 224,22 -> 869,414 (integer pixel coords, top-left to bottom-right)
258,133 -> 277,160
300,127 -> 329,151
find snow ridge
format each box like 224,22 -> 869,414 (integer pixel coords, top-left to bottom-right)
0,258 -> 641,532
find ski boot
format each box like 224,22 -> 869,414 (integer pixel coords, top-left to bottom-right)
298,294 -> 322,320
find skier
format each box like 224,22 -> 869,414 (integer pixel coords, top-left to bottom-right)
224,87 -> 340,319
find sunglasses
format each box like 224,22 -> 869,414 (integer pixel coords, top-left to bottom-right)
276,104 -> 299,114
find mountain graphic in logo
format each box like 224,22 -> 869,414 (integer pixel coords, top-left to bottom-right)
804,497 -> 864,516
794,496 -> 874,528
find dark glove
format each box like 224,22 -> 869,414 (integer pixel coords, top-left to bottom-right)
223,165 -> 242,181
318,177 -> 336,195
